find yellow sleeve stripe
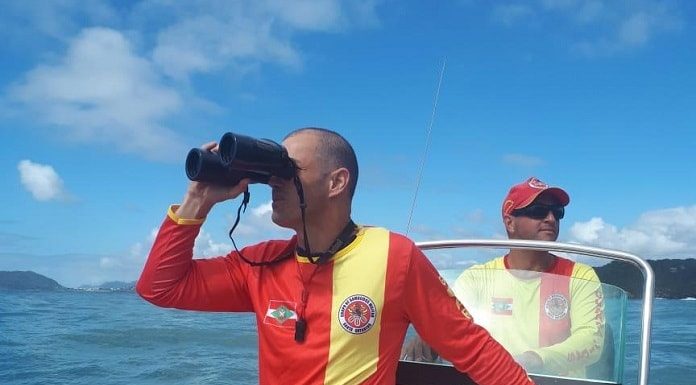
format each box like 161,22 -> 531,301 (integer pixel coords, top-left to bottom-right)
167,205 -> 205,225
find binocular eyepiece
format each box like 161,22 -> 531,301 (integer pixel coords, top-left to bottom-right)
185,132 -> 296,186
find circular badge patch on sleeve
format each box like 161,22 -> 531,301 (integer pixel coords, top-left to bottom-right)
338,294 -> 377,334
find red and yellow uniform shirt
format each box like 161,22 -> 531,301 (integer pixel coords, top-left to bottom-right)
453,255 -> 605,378
137,207 -> 534,385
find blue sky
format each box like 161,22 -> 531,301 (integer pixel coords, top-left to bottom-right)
1,0 -> 695,287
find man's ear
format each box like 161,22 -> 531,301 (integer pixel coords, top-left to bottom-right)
503,215 -> 515,234
328,168 -> 350,198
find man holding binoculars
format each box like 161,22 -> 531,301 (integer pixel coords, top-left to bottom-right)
136,128 -> 534,385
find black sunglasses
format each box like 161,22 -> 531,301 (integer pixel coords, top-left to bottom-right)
511,204 -> 565,220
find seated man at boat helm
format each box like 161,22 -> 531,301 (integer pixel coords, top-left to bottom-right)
403,177 -> 605,378
137,128 -> 534,385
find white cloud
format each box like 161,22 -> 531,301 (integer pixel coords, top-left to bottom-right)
128,227 -> 159,261
152,15 -> 302,80
99,256 -> 120,269
263,0 -> 344,31
0,250 -> 145,288
541,0 -> 595,13
426,248 -> 495,272
490,0 -> 683,55
569,205 -> 696,258
0,1 -> 118,41
149,0 -> 380,80
502,153 -> 545,167
617,11 -> 658,46
492,4 -> 536,26
126,201 -> 289,262
17,159 -> 68,201
251,200 -> 273,217
100,214 -> 280,283
573,5 -> 682,56
10,28 -> 185,161
5,1 -> 381,161
570,1 -> 605,24
231,200 -> 293,242
467,209 -> 487,224
0,203 -> 289,288
193,229 -> 235,257
408,223 -> 447,241
0,199 -> 285,287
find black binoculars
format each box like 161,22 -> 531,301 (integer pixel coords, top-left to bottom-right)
185,132 -> 296,186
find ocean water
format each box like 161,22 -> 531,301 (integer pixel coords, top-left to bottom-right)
1,291 -> 694,385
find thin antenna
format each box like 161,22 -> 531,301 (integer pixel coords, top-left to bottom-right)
406,59 -> 446,236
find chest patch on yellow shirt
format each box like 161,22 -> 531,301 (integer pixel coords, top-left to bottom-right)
338,294 -> 377,334
491,297 -> 513,315
544,293 -> 569,320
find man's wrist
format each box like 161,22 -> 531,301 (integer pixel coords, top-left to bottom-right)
516,351 -> 543,372
167,205 -> 205,225
176,192 -> 214,219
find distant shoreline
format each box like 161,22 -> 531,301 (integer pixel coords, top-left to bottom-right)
2,258 -> 695,299
0,271 -> 135,292
595,258 -> 696,299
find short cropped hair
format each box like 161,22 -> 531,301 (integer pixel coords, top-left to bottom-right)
285,127 -> 359,198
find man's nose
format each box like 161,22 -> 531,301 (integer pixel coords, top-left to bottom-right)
543,210 -> 557,222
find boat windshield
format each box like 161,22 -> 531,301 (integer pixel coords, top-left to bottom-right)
401,246 -> 631,385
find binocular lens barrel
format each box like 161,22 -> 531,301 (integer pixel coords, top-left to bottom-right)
219,133 -> 295,180
185,148 -> 270,186
185,148 -> 226,183
184,132 -> 295,186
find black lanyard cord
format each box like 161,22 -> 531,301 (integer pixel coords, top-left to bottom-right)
228,176 -> 356,267
225,178 -> 357,344
227,175 -> 311,267
292,175 -> 313,260
228,188 -> 294,267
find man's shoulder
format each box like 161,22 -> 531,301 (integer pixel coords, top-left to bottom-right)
361,225 -> 416,245
559,256 -> 600,281
470,256 -> 506,270
240,237 -> 296,258
456,257 -> 505,282
571,260 -> 596,271
555,255 -> 595,272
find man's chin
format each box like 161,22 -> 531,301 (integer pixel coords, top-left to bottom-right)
270,214 -> 285,228
538,231 -> 558,241
271,214 -> 296,230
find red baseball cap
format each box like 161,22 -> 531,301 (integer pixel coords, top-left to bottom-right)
502,177 -> 570,216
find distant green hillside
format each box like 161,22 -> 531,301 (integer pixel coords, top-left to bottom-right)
78,280 -> 136,291
3,258 -> 695,297
0,271 -> 64,290
596,258 -> 696,299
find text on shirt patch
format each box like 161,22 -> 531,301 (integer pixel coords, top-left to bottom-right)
338,294 -> 377,334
